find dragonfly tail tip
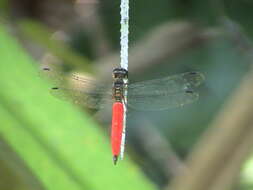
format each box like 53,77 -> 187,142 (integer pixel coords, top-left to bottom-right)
113,155 -> 118,165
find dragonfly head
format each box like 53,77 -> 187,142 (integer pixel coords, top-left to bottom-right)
113,67 -> 128,79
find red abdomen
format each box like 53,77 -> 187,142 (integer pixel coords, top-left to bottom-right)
111,102 -> 124,157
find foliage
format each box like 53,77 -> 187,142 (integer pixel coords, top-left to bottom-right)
0,25 -> 156,190
1,0 -> 253,189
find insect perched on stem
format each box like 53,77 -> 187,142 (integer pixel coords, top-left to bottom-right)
41,67 -> 204,164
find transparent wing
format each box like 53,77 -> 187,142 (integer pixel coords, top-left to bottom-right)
50,87 -> 112,109
40,67 -> 112,109
39,67 -> 111,92
128,90 -> 199,110
127,72 -> 204,110
128,72 -> 204,95
40,68 -> 204,110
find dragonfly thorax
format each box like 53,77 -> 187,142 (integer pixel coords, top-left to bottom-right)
112,67 -> 128,102
113,79 -> 125,102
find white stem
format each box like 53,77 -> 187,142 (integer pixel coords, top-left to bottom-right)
120,0 -> 129,70
120,79 -> 128,159
120,0 -> 129,160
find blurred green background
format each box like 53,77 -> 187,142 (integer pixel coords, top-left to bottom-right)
1,0 -> 253,190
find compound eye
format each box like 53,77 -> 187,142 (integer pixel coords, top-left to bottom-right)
112,67 -> 128,79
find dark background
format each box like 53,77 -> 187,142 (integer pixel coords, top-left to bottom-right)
0,0 -> 253,190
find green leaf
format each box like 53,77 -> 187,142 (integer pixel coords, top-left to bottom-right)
241,155 -> 253,190
0,24 -> 157,190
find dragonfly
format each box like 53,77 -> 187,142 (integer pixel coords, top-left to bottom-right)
41,67 -> 204,164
